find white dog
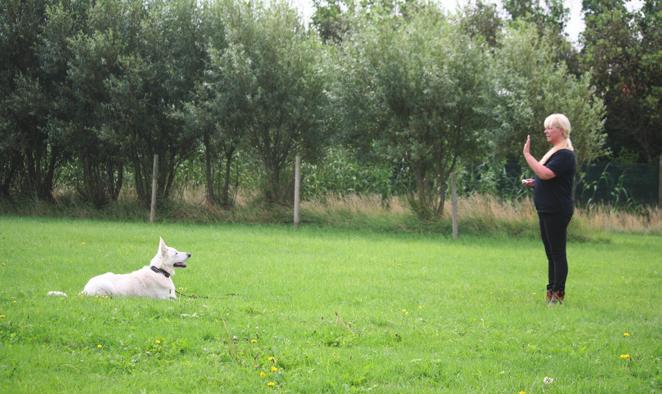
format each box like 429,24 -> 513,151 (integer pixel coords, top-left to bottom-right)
80,237 -> 191,299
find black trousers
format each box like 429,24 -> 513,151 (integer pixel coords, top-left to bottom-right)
538,210 -> 573,292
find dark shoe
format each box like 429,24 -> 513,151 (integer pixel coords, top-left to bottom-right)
546,289 -> 553,302
550,291 -> 564,305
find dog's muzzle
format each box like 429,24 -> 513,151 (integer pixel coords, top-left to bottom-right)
174,253 -> 191,268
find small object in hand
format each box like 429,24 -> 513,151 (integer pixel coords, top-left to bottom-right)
521,179 -> 534,187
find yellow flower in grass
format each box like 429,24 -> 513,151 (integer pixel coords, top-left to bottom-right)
96,344 -> 103,349
518,391 -> 526,394
259,371 -> 267,378
623,332 -> 631,337
267,381 -> 277,388
155,339 -> 161,345
271,366 -> 279,373
620,354 -> 631,361
251,339 -> 257,344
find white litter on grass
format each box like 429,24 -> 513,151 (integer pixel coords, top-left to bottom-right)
543,377 -> 554,384
47,291 -> 68,297
180,313 -> 199,318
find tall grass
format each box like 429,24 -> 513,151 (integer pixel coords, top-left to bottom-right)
2,189 -> 660,236
300,193 -> 661,236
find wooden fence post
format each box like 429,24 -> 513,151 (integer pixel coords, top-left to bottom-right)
149,154 -> 158,223
451,171 -> 459,240
293,154 -> 301,227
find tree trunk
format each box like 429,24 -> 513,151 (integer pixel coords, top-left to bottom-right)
37,146 -> 58,202
0,153 -> 20,199
221,149 -> 235,208
133,156 -> 148,207
109,161 -> 123,201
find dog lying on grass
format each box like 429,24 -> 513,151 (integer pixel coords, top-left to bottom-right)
57,237 -> 190,300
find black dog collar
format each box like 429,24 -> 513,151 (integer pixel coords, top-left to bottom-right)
150,266 -> 171,278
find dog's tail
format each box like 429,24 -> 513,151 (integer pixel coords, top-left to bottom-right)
47,291 -> 68,297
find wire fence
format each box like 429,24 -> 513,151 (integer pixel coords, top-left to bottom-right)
575,161 -> 660,208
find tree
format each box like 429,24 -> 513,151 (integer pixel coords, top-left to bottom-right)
218,2 -> 328,205
492,23 -> 607,170
504,0 -> 580,75
337,8 -> 493,219
581,0 -> 661,162
0,0 -> 62,200
458,0 -> 503,48
103,0 -> 205,206
42,0 -> 126,207
312,0 -> 350,43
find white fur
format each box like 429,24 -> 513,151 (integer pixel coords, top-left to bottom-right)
81,237 -> 191,300
47,291 -> 68,297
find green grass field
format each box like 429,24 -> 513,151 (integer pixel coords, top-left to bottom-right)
0,217 -> 659,393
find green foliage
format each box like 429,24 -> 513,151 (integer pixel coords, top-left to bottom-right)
103,0 -> 205,207
338,8 -> 493,219
312,0 -> 350,43
581,0 -> 662,162
0,0 -> 655,214
0,0 -> 60,200
457,0 -> 503,47
57,1 -> 126,207
492,23 -> 607,168
301,146 -> 396,198
220,2 -> 329,205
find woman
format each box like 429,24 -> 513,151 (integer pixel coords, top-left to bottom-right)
522,114 -> 576,304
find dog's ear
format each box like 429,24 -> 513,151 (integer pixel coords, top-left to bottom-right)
159,237 -> 168,256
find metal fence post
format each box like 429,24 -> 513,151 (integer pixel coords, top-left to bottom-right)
149,154 -> 158,223
451,171 -> 458,239
294,154 -> 301,227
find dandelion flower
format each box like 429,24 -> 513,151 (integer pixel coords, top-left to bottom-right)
267,381 -> 276,388
543,377 -> 554,384
259,371 -> 267,378
518,391 -> 526,394
251,339 -> 257,344
620,354 -> 631,360
97,344 -> 103,349
271,366 -> 279,373
155,339 -> 161,345
623,332 -> 630,337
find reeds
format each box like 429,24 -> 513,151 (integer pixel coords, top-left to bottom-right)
5,187 -> 660,235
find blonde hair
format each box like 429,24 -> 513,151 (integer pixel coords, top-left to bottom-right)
540,113 -> 573,164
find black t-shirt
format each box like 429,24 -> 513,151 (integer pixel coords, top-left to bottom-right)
534,149 -> 576,213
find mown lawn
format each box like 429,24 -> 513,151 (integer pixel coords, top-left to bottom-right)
0,217 -> 659,393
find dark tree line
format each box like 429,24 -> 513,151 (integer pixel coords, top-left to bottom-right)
1,0 -> 656,217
